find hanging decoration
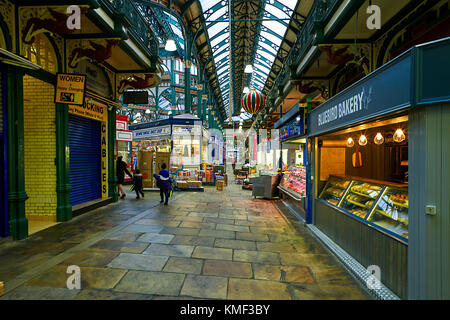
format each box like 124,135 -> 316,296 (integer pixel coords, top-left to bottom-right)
242,89 -> 265,114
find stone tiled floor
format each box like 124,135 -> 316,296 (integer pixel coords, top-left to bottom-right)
0,183 -> 372,300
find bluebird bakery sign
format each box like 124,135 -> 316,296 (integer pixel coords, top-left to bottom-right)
309,50 -> 412,136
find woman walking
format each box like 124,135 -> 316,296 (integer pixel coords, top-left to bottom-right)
153,163 -> 172,205
117,156 -> 132,199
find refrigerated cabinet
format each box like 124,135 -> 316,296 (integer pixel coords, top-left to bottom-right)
318,176 -> 408,243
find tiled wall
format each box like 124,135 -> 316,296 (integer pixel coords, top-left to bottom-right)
23,75 -> 57,220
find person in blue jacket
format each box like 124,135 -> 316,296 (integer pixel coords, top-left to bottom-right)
153,163 -> 172,205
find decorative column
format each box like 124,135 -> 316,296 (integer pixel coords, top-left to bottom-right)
305,98 -> 312,224
184,35 -> 192,114
108,105 -> 118,202
55,103 -> 72,222
171,58 -> 176,116
6,67 -> 28,239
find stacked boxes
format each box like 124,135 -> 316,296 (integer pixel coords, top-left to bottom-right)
138,151 -> 154,188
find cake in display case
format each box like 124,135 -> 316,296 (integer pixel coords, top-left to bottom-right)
340,181 -> 383,219
280,166 -> 306,197
367,187 -> 409,239
318,175 -> 408,242
318,176 -> 351,206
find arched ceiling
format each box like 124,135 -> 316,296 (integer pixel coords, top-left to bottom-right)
134,0 -> 308,124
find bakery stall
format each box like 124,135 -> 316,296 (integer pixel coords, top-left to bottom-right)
307,39 -> 450,299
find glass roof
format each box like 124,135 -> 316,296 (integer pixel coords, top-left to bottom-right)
144,0 -> 297,123
198,0 -> 296,122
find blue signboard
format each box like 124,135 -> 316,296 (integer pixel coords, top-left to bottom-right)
309,50 -> 412,136
280,108 -> 305,141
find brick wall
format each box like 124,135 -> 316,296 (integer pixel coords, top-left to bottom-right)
23,75 -> 57,219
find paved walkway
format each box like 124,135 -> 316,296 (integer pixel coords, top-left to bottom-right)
0,183 -> 371,300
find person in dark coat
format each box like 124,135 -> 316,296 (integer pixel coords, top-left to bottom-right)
117,156 -> 132,199
153,163 -> 172,205
133,169 -> 144,199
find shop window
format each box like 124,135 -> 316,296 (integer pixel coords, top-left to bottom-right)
24,33 -> 57,73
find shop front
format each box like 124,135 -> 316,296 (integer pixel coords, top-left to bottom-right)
274,104 -> 308,220
130,114 -> 204,190
68,99 -> 109,207
308,38 -> 450,299
116,115 -> 133,183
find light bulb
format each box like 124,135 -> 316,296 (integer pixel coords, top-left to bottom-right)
358,135 -> 368,146
346,137 -> 354,148
145,109 -> 151,114
374,132 -> 384,145
244,64 -> 253,73
243,87 -> 250,94
393,128 -> 406,143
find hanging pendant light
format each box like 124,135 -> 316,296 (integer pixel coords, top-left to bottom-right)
243,86 -> 250,94
244,64 -> 253,73
374,132 -> 384,145
393,128 -> 406,143
358,134 -> 368,146
165,39 -> 177,51
145,109 -> 151,114
346,137 -> 354,148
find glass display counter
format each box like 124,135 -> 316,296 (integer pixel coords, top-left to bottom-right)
318,176 -> 351,206
280,166 -> 306,197
318,175 -> 408,242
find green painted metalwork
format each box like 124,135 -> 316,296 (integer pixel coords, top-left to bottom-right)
55,103 -> 72,222
6,68 -> 28,240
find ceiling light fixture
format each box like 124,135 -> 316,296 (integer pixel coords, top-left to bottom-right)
346,137 -> 354,148
145,109 -> 151,114
358,134 -> 368,146
393,128 -> 406,143
244,64 -> 253,74
243,86 -> 250,94
374,132 -> 384,145
164,39 -> 177,52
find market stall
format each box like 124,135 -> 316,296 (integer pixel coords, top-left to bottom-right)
307,38 -> 450,299
130,114 -> 205,191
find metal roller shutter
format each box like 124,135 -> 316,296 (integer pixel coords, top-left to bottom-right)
69,114 -> 101,206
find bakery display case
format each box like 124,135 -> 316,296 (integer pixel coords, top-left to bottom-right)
318,176 -> 408,243
367,187 -> 409,239
280,166 -> 306,197
318,176 -> 351,206
339,181 -> 383,219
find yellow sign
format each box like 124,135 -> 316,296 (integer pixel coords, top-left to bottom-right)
68,100 -> 108,122
55,73 -> 86,105
101,122 -> 108,199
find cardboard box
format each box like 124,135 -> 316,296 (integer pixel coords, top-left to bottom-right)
216,180 -> 224,191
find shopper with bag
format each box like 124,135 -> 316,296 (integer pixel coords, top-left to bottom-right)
153,163 -> 172,205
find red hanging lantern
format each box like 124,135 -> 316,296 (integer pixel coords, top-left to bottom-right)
242,89 -> 265,114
